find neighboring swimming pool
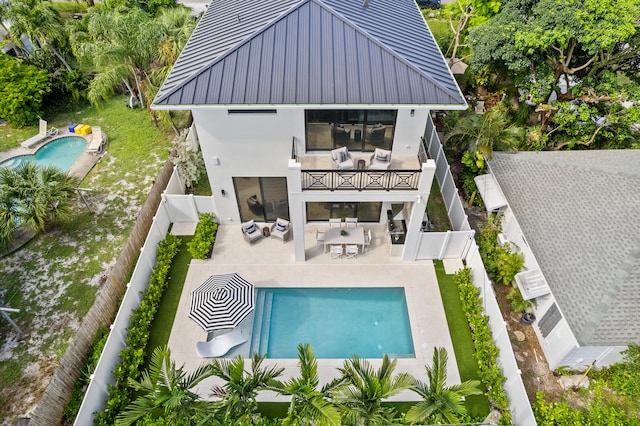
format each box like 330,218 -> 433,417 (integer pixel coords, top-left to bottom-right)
250,287 -> 415,359
0,136 -> 87,172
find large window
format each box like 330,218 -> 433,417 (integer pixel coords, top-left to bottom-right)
306,202 -> 382,222
305,110 -> 396,152
234,177 -> 289,223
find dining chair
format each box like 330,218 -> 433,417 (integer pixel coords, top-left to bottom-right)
316,229 -> 325,251
345,244 -> 359,259
345,217 -> 358,228
330,244 -> 344,259
363,229 -> 372,252
329,218 -> 342,228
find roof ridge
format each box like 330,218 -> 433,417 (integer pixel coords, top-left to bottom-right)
155,0 -> 463,106
154,0 -> 308,105
315,0 -> 463,102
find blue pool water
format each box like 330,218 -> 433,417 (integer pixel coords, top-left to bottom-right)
250,287 -> 415,359
1,136 -> 87,172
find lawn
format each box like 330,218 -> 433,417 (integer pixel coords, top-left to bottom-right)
434,260 -> 491,418
0,95 -> 175,423
144,235 -> 193,367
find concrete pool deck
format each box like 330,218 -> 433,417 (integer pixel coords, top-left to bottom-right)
168,223 -> 464,401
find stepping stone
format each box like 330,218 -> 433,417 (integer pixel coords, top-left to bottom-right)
514,330 -> 526,341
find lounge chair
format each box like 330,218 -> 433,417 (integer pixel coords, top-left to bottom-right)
331,146 -> 354,170
241,220 -> 263,243
196,329 -> 247,358
87,126 -> 107,154
21,119 -> 58,149
270,218 -> 291,242
369,148 -> 392,170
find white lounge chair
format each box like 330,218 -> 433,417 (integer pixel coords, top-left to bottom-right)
331,146 -> 354,170
270,218 -> 291,242
369,148 -> 392,170
241,220 -> 263,244
87,126 -> 107,154
196,329 -> 247,358
21,119 -> 58,149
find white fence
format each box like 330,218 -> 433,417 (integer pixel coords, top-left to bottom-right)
422,115 -> 537,426
74,200 -> 173,425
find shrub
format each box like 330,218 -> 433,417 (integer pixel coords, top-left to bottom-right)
476,219 -> 524,285
93,234 -> 181,425
0,55 -> 51,127
454,268 -> 512,425
187,213 -> 218,259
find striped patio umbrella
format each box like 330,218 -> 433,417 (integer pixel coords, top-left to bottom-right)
189,273 -> 255,332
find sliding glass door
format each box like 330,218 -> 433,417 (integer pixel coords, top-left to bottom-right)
305,110 -> 396,152
234,177 -> 289,222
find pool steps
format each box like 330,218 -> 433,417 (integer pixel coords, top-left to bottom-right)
250,290 -> 273,355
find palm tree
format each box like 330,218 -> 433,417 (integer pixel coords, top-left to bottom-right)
8,0 -> 73,71
269,343 -> 344,426
406,347 -> 483,424
445,105 -> 523,159
0,163 -> 78,235
336,354 -> 415,426
115,346 -> 217,426
78,7 -> 160,108
210,352 -> 284,423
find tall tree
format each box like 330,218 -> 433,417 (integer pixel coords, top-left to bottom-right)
210,353 -> 284,423
336,354 -> 415,426
76,7 -> 160,108
269,343 -> 344,426
8,0 -> 73,71
406,347 -> 483,424
116,346 -> 216,426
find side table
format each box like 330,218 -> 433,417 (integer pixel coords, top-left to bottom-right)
263,226 -> 271,237
357,159 -> 366,170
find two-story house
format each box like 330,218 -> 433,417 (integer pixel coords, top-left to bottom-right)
152,0 -> 467,261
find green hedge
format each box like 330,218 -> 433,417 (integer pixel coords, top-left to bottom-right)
454,268 -> 512,425
93,234 -> 181,425
187,213 -> 218,259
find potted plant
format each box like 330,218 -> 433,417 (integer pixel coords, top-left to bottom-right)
340,229 -> 349,237
506,287 -> 536,325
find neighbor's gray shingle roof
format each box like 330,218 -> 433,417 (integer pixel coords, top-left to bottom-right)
153,0 -> 464,107
489,151 -> 640,347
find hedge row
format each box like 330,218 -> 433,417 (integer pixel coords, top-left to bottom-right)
93,234 -> 182,425
453,267 -> 512,425
187,213 -> 218,259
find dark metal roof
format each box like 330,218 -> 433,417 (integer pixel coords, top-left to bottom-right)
153,0 -> 465,107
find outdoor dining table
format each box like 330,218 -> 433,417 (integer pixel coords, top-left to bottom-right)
323,226 -> 365,253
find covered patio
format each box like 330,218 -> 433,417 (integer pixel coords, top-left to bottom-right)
168,223 -> 462,401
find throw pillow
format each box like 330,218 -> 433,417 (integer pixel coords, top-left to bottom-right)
276,223 -> 286,232
245,223 -> 256,233
376,152 -> 388,162
340,152 -> 347,162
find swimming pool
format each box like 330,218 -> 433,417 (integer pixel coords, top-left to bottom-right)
250,287 -> 415,359
1,136 -> 87,172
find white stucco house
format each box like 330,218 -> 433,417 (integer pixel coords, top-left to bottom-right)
478,151 -> 640,370
151,0 -> 468,262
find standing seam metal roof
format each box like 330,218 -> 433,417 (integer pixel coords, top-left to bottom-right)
489,151 -> 640,347
153,0 -> 464,106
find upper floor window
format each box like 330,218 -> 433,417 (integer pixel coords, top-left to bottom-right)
305,110 -> 396,152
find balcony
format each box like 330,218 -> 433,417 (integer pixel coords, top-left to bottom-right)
292,139 -> 429,191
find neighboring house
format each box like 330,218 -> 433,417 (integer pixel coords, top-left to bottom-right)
152,0 -> 467,262
479,151 -> 640,370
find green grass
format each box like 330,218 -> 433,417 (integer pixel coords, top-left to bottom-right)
426,178 -> 451,231
426,19 -> 453,54
145,235 -> 194,366
0,96 -> 174,423
434,260 -> 491,418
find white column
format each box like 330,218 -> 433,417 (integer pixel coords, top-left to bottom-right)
402,159 -> 436,261
287,159 -> 306,261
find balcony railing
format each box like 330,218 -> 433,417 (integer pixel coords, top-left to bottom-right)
301,169 -> 421,191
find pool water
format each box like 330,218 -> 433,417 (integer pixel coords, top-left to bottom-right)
250,287 -> 415,359
1,136 -> 87,172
